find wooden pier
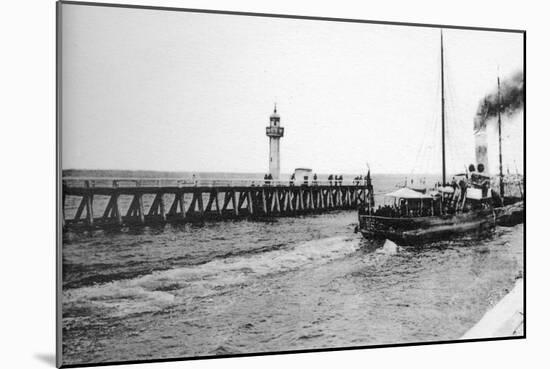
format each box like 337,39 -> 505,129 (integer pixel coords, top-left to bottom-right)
62,178 -> 369,229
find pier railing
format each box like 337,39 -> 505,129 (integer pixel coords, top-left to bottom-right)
62,177 -> 369,230
62,177 -> 366,188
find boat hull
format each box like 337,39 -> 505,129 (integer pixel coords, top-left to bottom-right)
358,202 -> 524,245
495,201 -> 524,226
358,209 -> 496,245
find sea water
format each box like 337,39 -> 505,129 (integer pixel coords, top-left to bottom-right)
61,173 -> 523,365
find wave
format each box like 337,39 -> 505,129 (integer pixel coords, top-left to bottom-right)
64,236 -> 361,318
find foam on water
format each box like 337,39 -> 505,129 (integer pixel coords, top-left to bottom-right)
64,236 -> 361,317
62,219 -> 524,365
376,239 -> 401,255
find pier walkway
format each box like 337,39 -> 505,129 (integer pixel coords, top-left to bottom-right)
462,278 -> 524,339
62,178 -> 369,229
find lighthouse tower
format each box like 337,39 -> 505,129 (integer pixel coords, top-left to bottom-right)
266,104 -> 284,180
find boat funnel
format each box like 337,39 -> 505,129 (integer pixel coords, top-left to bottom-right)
474,114 -> 489,175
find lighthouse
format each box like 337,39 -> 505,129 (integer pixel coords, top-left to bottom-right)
265,104 -> 284,180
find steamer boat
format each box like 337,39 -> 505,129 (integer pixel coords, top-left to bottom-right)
357,31 -> 524,245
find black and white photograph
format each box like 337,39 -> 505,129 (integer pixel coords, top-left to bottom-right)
57,1 -> 524,367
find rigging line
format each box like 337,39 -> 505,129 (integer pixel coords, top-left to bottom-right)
410,114 -> 433,177
441,52 -> 465,173
430,111 -> 438,176
415,105 -> 438,178
450,84 -> 471,167
447,84 -> 470,170
429,74 -> 442,175
411,40 -> 438,178
411,120 -> 431,176
445,88 -> 456,168
424,104 -> 439,176
411,69 -> 441,178
443,57 -> 458,173
410,136 -> 421,175
409,141 -> 424,177
415,76 -> 439,177
432,58 -> 444,176
418,80 -> 440,177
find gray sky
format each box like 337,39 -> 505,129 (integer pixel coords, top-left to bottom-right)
61,4 -> 524,175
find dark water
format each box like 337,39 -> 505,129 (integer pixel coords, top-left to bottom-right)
62,208 -> 523,365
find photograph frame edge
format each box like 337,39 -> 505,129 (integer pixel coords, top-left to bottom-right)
54,1 -> 527,367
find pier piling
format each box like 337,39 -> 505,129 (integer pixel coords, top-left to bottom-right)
62,178 -> 368,230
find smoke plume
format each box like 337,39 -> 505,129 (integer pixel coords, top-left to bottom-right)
474,70 -> 524,132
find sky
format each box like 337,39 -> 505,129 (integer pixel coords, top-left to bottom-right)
61,3 -> 524,176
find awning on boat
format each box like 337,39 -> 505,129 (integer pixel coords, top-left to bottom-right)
385,187 -> 433,199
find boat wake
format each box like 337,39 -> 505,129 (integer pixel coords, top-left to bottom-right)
64,236 -> 362,318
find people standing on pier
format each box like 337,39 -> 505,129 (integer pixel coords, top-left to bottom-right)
313,173 -> 318,185
192,174 -> 197,186
328,174 -> 333,186
289,173 -> 295,186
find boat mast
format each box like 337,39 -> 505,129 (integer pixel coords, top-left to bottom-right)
497,76 -> 504,198
440,30 -> 446,186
